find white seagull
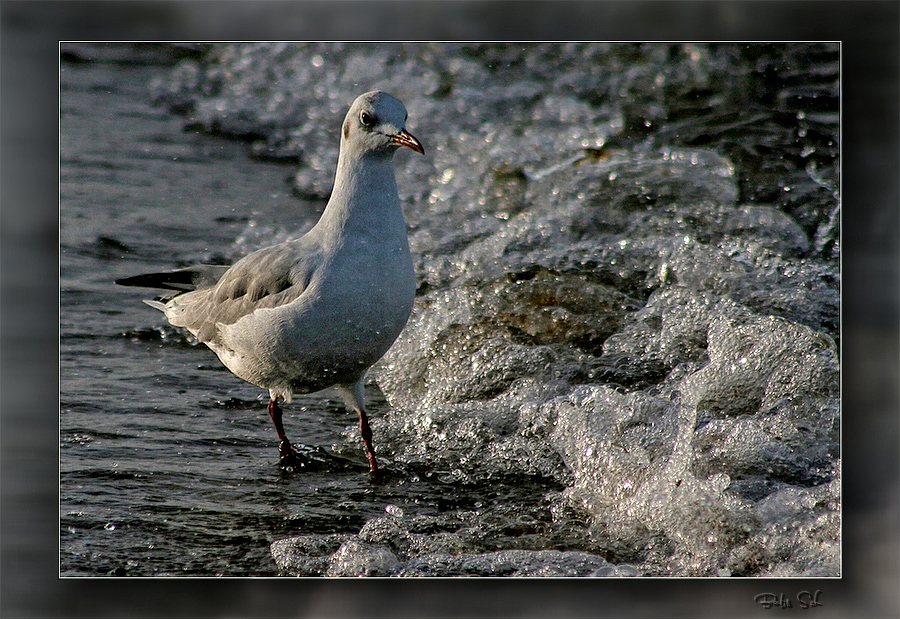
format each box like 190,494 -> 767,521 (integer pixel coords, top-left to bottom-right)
117,91 -> 423,480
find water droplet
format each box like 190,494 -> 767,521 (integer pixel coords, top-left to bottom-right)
385,504 -> 404,517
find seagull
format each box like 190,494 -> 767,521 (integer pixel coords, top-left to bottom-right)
117,91 -> 423,480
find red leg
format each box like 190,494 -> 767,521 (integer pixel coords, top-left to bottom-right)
267,398 -> 295,459
357,408 -> 380,481
336,381 -> 382,481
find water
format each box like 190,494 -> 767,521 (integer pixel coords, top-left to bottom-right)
59,58 -> 554,577
60,43 -> 841,577
59,59 -> 313,576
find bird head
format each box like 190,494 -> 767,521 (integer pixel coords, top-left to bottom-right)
341,91 -> 424,156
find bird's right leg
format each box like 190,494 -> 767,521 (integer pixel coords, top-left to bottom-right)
268,397 -> 298,464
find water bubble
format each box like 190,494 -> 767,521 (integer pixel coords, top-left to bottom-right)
385,504 -> 404,518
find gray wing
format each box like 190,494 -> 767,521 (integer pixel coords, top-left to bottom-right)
119,239 -> 322,343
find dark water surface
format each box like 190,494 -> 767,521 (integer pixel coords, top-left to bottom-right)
59,59 -> 529,577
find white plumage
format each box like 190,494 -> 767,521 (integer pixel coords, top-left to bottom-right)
118,91 -> 423,479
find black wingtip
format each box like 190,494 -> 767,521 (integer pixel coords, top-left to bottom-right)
115,275 -> 142,287
116,272 -> 189,290
116,265 -> 231,291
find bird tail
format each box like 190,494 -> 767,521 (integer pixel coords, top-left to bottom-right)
142,299 -> 169,312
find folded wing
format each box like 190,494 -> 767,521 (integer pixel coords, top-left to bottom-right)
117,239 -> 322,344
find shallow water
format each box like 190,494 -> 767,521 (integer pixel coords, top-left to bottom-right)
59,58 -> 557,577
60,43 -> 841,578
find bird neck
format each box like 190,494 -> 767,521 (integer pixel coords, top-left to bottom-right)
318,148 -> 403,240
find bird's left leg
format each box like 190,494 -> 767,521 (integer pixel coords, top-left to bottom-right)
337,379 -> 381,481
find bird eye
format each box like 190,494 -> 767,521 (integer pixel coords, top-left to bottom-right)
360,110 -> 376,127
